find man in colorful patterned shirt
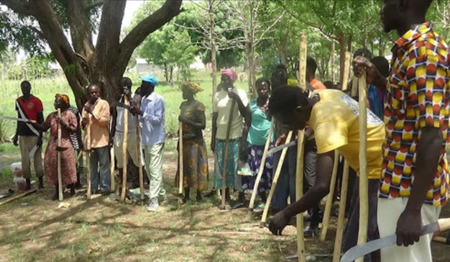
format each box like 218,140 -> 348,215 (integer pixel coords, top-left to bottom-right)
354,0 -> 449,261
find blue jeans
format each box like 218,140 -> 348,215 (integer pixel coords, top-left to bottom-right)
90,146 -> 111,192
271,146 -> 297,210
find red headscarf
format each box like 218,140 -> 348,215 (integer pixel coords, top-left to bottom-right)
221,68 -> 238,82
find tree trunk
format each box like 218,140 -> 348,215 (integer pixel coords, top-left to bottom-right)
209,0 -> 217,103
2,0 -> 183,109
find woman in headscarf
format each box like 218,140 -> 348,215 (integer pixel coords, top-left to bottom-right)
241,78 -> 273,210
32,94 -> 78,200
211,68 -> 250,205
176,82 -> 208,202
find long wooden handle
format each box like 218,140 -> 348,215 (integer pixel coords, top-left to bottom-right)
320,150 -> 339,241
178,121 -> 184,195
332,160 -> 350,262
248,120 -> 273,209
221,98 -> 236,209
86,120 -> 91,200
135,116 -> 144,201
120,96 -> 129,202
260,130 -> 293,226
295,130 -> 306,262
57,108 -> 63,201
357,71 -> 368,262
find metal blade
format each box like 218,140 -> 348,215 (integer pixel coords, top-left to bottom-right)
0,115 -> 29,122
340,222 -> 439,262
267,140 -> 296,156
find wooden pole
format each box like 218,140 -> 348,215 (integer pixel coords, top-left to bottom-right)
135,116 -> 144,201
120,96 -> 129,202
331,51 -> 351,260
86,120 -> 91,200
320,150 -> 339,241
57,108 -> 63,201
332,160 -> 350,262
295,130 -> 306,262
110,146 -> 115,192
178,121 -> 184,195
356,71 -> 369,262
295,33 -> 307,262
248,120 -> 274,209
260,130 -> 293,227
0,188 -> 37,206
221,96 -> 236,209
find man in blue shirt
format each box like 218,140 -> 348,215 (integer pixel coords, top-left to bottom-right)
132,75 -> 166,211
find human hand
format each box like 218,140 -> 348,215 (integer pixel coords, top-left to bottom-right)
81,118 -> 89,129
83,103 -> 91,114
227,90 -> 239,100
13,135 -> 18,146
396,209 -> 422,246
275,134 -> 287,147
268,210 -> 289,235
353,56 -> 381,85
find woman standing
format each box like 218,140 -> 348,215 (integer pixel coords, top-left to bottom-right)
242,78 -> 273,209
177,82 -> 209,202
33,94 -> 78,200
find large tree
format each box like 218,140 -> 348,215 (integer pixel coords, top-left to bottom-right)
0,0 -> 182,108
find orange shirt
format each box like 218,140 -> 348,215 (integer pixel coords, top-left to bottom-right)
82,98 -> 110,148
309,78 -> 327,90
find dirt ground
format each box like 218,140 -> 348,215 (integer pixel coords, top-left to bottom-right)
0,151 -> 449,262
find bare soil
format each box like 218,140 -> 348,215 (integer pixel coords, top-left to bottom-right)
0,151 -> 448,262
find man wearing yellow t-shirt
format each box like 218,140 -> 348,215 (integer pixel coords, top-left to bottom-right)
268,86 -> 384,260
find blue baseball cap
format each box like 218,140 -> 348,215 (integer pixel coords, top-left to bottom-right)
140,74 -> 158,86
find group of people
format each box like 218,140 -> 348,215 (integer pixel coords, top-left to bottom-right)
11,0 -> 448,261
268,1 -> 449,262
13,76 -> 168,211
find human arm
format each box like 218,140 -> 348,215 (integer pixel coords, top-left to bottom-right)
239,105 -> 251,161
178,102 -> 206,130
88,100 -> 110,127
395,127 -> 442,246
140,97 -> 164,125
269,150 -> 334,235
353,56 -> 387,91
211,112 -> 218,152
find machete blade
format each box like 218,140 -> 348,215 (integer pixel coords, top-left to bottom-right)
340,222 -> 439,262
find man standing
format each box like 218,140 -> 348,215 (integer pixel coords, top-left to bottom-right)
354,1 -> 449,261
82,83 -> 111,195
132,75 -> 166,212
13,80 -> 45,190
111,77 -> 144,190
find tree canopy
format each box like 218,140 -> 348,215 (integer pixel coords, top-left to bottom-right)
0,0 -> 182,107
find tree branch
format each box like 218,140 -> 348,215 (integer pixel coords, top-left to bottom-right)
85,0 -> 103,11
0,0 -> 34,16
118,0 -> 183,70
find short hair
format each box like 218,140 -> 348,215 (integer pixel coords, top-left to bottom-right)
323,81 -> 335,89
120,77 -> 132,89
353,48 -> 373,60
20,80 -> 31,89
371,56 -> 390,78
271,66 -> 288,90
306,57 -> 318,75
269,85 -> 308,118
255,78 -> 271,90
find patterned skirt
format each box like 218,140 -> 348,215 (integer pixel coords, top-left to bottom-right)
175,138 -> 209,191
241,144 -> 273,193
214,139 -> 241,190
